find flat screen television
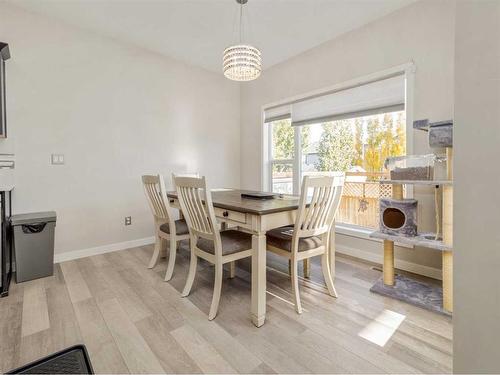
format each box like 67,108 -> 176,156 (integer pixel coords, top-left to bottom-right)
0,43 -> 10,139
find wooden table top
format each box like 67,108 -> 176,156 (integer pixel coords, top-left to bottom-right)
167,189 -> 301,215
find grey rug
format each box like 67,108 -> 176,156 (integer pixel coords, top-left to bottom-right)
370,274 -> 451,316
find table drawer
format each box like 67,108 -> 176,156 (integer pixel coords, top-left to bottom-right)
214,207 -> 247,224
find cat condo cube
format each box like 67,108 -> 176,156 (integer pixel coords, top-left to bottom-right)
379,198 -> 417,237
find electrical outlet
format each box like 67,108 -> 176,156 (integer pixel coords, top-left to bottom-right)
51,154 -> 65,165
125,216 -> 132,226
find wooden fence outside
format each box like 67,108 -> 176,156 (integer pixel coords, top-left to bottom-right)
338,172 -> 393,229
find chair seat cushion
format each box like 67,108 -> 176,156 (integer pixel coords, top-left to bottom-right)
159,219 -> 189,235
197,230 -> 252,256
266,226 -> 323,252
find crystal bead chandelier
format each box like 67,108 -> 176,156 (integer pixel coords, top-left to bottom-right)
223,0 -> 261,82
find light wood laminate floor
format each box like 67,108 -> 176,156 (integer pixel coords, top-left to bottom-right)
0,242 -> 452,374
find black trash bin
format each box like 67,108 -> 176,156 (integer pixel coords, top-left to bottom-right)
11,211 -> 57,283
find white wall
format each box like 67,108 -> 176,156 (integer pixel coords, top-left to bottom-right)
240,0 -> 456,275
0,3 -> 241,258
453,0 -> 500,372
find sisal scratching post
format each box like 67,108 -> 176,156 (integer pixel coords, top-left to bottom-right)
442,250 -> 453,312
443,187 -> 453,244
382,183 -> 403,286
442,147 -> 453,312
446,147 -> 453,179
392,184 -> 404,200
383,240 -> 395,286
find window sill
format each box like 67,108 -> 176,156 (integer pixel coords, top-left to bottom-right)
335,223 -> 414,249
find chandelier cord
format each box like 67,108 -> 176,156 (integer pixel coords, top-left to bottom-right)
239,1 -> 243,43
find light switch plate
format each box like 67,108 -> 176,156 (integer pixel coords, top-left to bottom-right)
51,154 -> 65,165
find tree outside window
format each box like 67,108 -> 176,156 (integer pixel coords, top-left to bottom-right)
309,111 -> 406,178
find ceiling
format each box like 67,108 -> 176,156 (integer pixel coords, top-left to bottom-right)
6,0 -> 416,73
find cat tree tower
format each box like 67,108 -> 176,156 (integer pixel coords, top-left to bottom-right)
370,121 -> 453,314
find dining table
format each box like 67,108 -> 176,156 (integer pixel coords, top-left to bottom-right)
167,188 -> 336,327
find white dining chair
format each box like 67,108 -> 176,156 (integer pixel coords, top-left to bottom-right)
174,175 -> 253,320
266,173 -> 345,314
141,174 -> 190,281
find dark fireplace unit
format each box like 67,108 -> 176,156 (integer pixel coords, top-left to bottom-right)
0,43 -> 10,138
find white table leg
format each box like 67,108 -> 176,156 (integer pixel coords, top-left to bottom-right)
251,233 -> 266,327
329,220 -> 336,279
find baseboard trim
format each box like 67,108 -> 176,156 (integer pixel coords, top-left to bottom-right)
54,236 -> 155,263
336,243 -> 442,280
53,236 -> 441,280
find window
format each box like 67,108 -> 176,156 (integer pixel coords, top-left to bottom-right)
264,73 -> 409,231
269,119 -> 293,194
269,118 -> 312,194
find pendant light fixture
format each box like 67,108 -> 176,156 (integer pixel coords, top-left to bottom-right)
223,0 -> 261,81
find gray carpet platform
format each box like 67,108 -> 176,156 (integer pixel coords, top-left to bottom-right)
370,274 -> 451,316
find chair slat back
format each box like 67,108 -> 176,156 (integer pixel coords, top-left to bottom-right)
294,173 -> 345,239
142,174 -> 173,223
326,174 -> 344,228
174,176 -> 219,242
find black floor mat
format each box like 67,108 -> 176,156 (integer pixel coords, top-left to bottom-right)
7,345 -> 94,374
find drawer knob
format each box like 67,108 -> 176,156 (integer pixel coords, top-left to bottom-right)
223,211 -> 229,217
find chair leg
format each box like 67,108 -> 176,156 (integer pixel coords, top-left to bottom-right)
181,253 -> 198,297
290,259 -> 303,314
303,258 -> 311,278
209,262 -> 223,320
148,234 -> 162,269
164,235 -> 177,282
229,261 -> 236,279
321,253 -> 338,298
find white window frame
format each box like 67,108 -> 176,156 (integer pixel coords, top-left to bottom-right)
262,62 -> 416,239
266,120 -> 296,194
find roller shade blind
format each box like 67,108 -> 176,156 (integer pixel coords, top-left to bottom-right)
291,75 -> 405,126
264,104 -> 291,123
